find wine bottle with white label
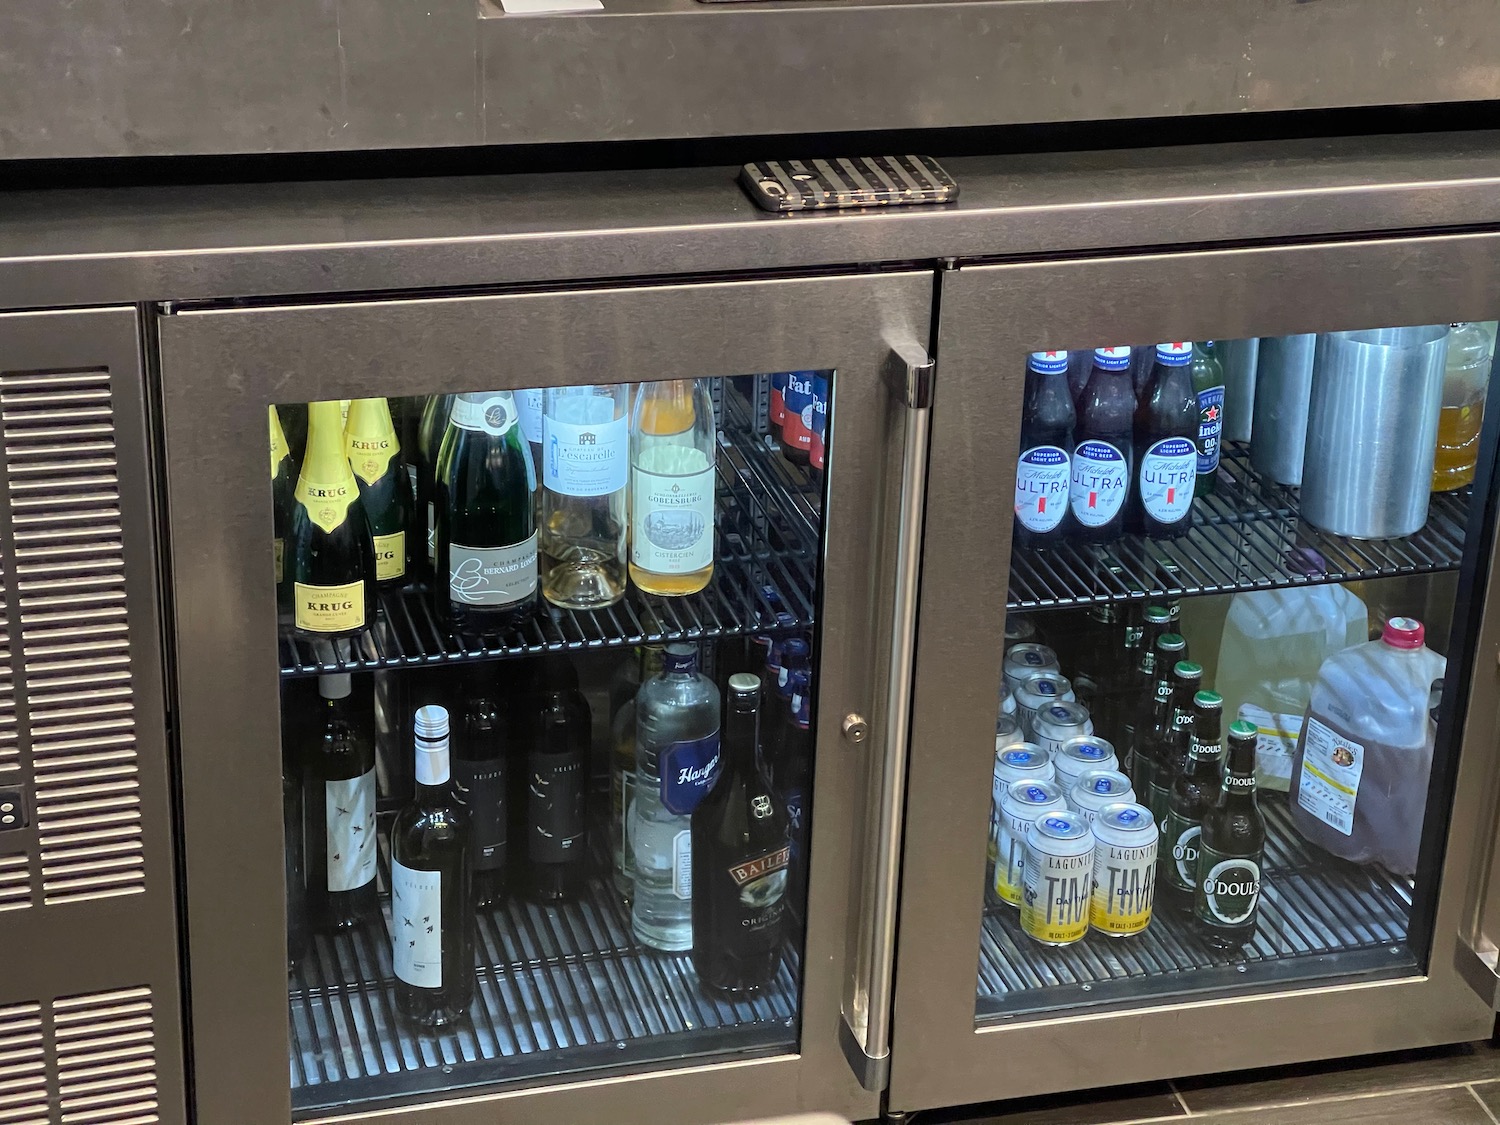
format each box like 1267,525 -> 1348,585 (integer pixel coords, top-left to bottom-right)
541,384 -> 629,610
434,391 -> 539,637
345,397 -> 415,590
271,406 -> 295,623
391,705 -> 475,1027
300,673 -> 378,930
288,400 -> 376,638
414,394 -> 454,585
629,379 -> 717,596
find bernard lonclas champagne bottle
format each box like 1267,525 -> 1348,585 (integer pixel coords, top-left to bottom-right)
434,391 -> 539,636
271,406 -> 295,622
541,384 -> 629,609
288,400 -> 376,637
345,397 -> 415,589
629,379 -> 717,596
301,673 -> 378,930
391,705 -> 475,1027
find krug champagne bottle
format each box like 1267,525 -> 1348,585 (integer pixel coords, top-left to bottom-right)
691,673 -> 791,994
415,394 -> 455,583
541,384 -> 629,609
345,397 -> 415,590
434,392 -> 539,636
1194,719 -> 1266,949
391,705 -> 475,1027
281,401 -> 308,467
523,656 -> 591,903
301,673 -> 378,930
271,406 -> 295,622
456,667 -> 508,907
288,401 -> 376,638
629,379 -> 717,596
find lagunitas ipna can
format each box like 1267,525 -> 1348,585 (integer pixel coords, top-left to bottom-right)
1003,643 -> 1060,696
1015,672 -> 1076,740
1033,700 -> 1093,758
1020,812 -> 1095,946
995,779 -> 1068,907
1089,802 -> 1158,937
1068,769 -> 1135,824
1054,735 -> 1117,791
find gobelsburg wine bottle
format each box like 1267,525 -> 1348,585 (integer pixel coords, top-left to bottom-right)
271,406 -> 295,623
691,673 -> 791,995
344,397 -> 414,590
435,391 -> 539,636
288,400 -> 376,637
301,674 -> 378,930
391,705 -> 475,1027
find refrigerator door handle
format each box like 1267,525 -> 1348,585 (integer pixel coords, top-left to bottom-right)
1457,769 -> 1500,1010
839,339 -> 934,1091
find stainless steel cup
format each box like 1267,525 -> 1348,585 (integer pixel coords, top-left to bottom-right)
1217,338 -> 1260,444
1299,326 -> 1448,539
1250,334 -> 1317,486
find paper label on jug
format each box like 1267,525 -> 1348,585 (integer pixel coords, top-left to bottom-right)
1139,437 -> 1197,525
1015,445 -> 1070,533
1296,717 -> 1363,836
1069,440 -> 1129,527
1239,702 -> 1304,789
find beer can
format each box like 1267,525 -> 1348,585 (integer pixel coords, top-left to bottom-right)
1003,643 -> 1060,696
1055,735 -> 1119,792
1016,672 -> 1076,739
995,713 -> 1022,750
1068,769 -> 1135,824
1089,802 -> 1158,937
1004,612 -> 1037,652
1000,688 -> 1018,721
994,779 -> 1068,907
1032,699 -> 1092,758
993,743 -> 1055,799
1020,812 -> 1095,946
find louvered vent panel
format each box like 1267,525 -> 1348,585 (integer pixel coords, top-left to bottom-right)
52,988 -> 157,1125
0,855 -> 29,913
0,566 -> 15,777
0,1001 -> 48,1125
0,373 -> 142,905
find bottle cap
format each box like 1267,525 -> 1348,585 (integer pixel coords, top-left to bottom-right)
1027,350 -> 1069,375
663,643 -> 698,674
782,638 -> 810,661
414,705 -> 451,785
1093,346 -> 1133,370
1174,660 -> 1203,678
1154,341 -> 1193,366
1382,617 -> 1425,649
1158,633 -> 1187,651
728,672 -> 761,697
1229,719 -> 1258,740
1194,690 -> 1223,709
318,673 -> 352,700
414,705 -> 449,741
1144,606 -> 1173,623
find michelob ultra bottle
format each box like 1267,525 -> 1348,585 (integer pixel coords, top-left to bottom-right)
1014,351 -> 1075,549
1134,342 -> 1199,539
1070,347 -> 1135,544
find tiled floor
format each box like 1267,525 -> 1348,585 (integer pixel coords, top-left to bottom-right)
913,1039 -> 1500,1125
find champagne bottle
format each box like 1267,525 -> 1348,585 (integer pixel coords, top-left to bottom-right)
345,397 -> 415,590
271,406 -> 295,622
391,705 -> 475,1027
288,401 -> 375,637
456,667 -> 508,907
523,656 -> 591,904
541,384 -> 629,609
629,379 -> 717,597
281,401 -> 308,467
434,391 -> 539,636
300,673 -> 378,930
415,394 -> 455,584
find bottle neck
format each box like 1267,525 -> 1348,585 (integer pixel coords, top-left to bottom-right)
723,703 -> 761,773
415,737 -> 451,788
299,401 -> 355,489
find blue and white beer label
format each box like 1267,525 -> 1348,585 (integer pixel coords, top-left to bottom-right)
1015,445 -> 1070,532
1093,346 -> 1133,369
1139,436 -> 1197,525
1154,341 -> 1193,366
1197,384 -> 1225,474
1070,439 -> 1129,527
1028,350 -> 1070,375
659,730 -> 722,815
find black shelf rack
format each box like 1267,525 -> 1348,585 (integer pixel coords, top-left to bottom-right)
280,398 -> 822,678
1008,445 -> 1471,611
976,795 -> 1414,1019
289,835 -> 800,1114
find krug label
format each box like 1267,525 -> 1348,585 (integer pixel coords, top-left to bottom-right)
1069,440 -> 1128,527
1138,436 -> 1197,524
294,579 -> 366,634
449,534 -> 538,607
1015,445 -> 1070,533
296,476 -> 357,534
373,531 -> 406,583
347,433 -> 399,486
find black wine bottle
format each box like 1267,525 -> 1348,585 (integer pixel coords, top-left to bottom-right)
345,397 -> 415,590
280,400 -> 309,468
434,392 -> 539,637
523,655 -> 590,904
288,400 -> 376,638
456,667 -> 508,907
391,705 -> 475,1027
271,406 -> 295,623
415,394 -> 455,584
691,673 -> 791,995
300,673 -> 378,931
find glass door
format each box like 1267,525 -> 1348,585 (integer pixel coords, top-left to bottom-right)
889,234 -> 1500,1114
157,273 -> 931,1125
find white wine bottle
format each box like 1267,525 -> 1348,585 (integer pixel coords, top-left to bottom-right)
629,379 -> 716,596
541,384 -> 629,609
288,400 -> 376,637
271,406 -> 295,621
345,397 -> 415,590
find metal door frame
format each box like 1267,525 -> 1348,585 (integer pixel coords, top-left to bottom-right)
155,271 -> 932,1125
889,232 -> 1500,1112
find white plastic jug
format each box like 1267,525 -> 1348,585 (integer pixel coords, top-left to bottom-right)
1289,617 -> 1445,875
1215,586 -> 1368,791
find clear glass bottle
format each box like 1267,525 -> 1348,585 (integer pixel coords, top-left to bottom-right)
611,644 -> 665,900
1432,322 -> 1492,491
631,643 -> 721,951
541,384 -> 629,609
629,379 -> 717,596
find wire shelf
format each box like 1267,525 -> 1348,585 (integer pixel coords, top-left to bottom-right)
280,390 -> 822,678
976,795 -> 1413,1019
1007,445 -> 1472,611
290,835 -> 801,1114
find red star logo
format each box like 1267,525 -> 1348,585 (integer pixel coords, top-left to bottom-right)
1206,405 -> 1221,421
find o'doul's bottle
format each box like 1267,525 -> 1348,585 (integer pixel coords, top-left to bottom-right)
1161,689 -> 1222,902
288,400 -> 375,637
629,379 -> 717,597
1194,720 -> 1265,949
345,397 -> 414,589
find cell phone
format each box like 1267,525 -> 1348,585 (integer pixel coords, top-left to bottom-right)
740,156 -> 959,213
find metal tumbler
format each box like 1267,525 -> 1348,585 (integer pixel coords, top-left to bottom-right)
1217,338 -> 1260,444
1250,334 -> 1317,486
1299,326 -> 1448,539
